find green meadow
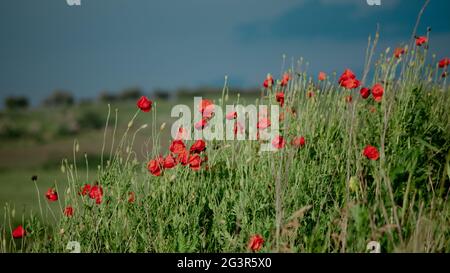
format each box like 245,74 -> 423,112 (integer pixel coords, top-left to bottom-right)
1,35 -> 450,253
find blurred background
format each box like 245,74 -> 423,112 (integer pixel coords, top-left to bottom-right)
0,0 -> 449,220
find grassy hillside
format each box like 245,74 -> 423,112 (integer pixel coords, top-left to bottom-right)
0,93 -> 258,224
1,40 -> 450,253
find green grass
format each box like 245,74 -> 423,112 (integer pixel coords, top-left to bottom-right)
0,169 -> 67,222
1,36 -> 450,253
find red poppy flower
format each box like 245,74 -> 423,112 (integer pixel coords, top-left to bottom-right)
194,119 -> 208,130
169,140 -> 186,155
415,36 -> 428,46
291,136 -> 306,148
128,192 -> 135,204
339,69 -> 356,82
163,154 -> 177,169
341,78 -> 361,89
198,99 -> 213,111
89,185 -> 103,204
190,139 -> 206,154
276,92 -> 285,107
339,69 -> 360,89
280,73 -> 290,87
257,117 -> 271,130
318,72 -> 327,81
188,154 -> 202,171
80,184 -> 91,196
372,83 -> 384,102
63,206 -> 74,217
272,135 -> 286,149
147,158 -> 163,176
177,150 -> 189,166
438,58 -> 450,68
198,99 -> 214,118
226,111 -> 237,120
360,87 -> 371,99
307,91 -> 315,98
345,95 -> 353,103
136,96 -> 152,112
363,145 -> 379,161
248,234 -> 264,252
394,47 -> 405,58
263,74 -> 274,88
12,225 -> 26,239
45,188 -> 58,202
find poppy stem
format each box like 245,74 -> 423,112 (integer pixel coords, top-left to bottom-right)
402,0 -> 431,78
274,154 -> 283,252
362,24 -> 379,86
100,104 -> 111,174
33,181 -> 44,221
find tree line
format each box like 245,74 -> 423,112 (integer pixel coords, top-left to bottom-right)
3,86 -> 259,110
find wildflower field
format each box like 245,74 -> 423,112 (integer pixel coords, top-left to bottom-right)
1,26 -> 450,254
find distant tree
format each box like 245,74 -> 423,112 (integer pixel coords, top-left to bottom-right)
153,89 -> 171,100
98,91 -> 118,103
197,86 -> 221,94
234,87 -> 260,96
4,96 -> 29,110
77,110 -> 103,130
176,87 -> 204,99
119,87 -> 142,101
79,98 -> 94,106
43,90 -> 74,107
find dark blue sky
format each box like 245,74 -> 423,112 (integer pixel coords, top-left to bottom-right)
1,0 -> 449,105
